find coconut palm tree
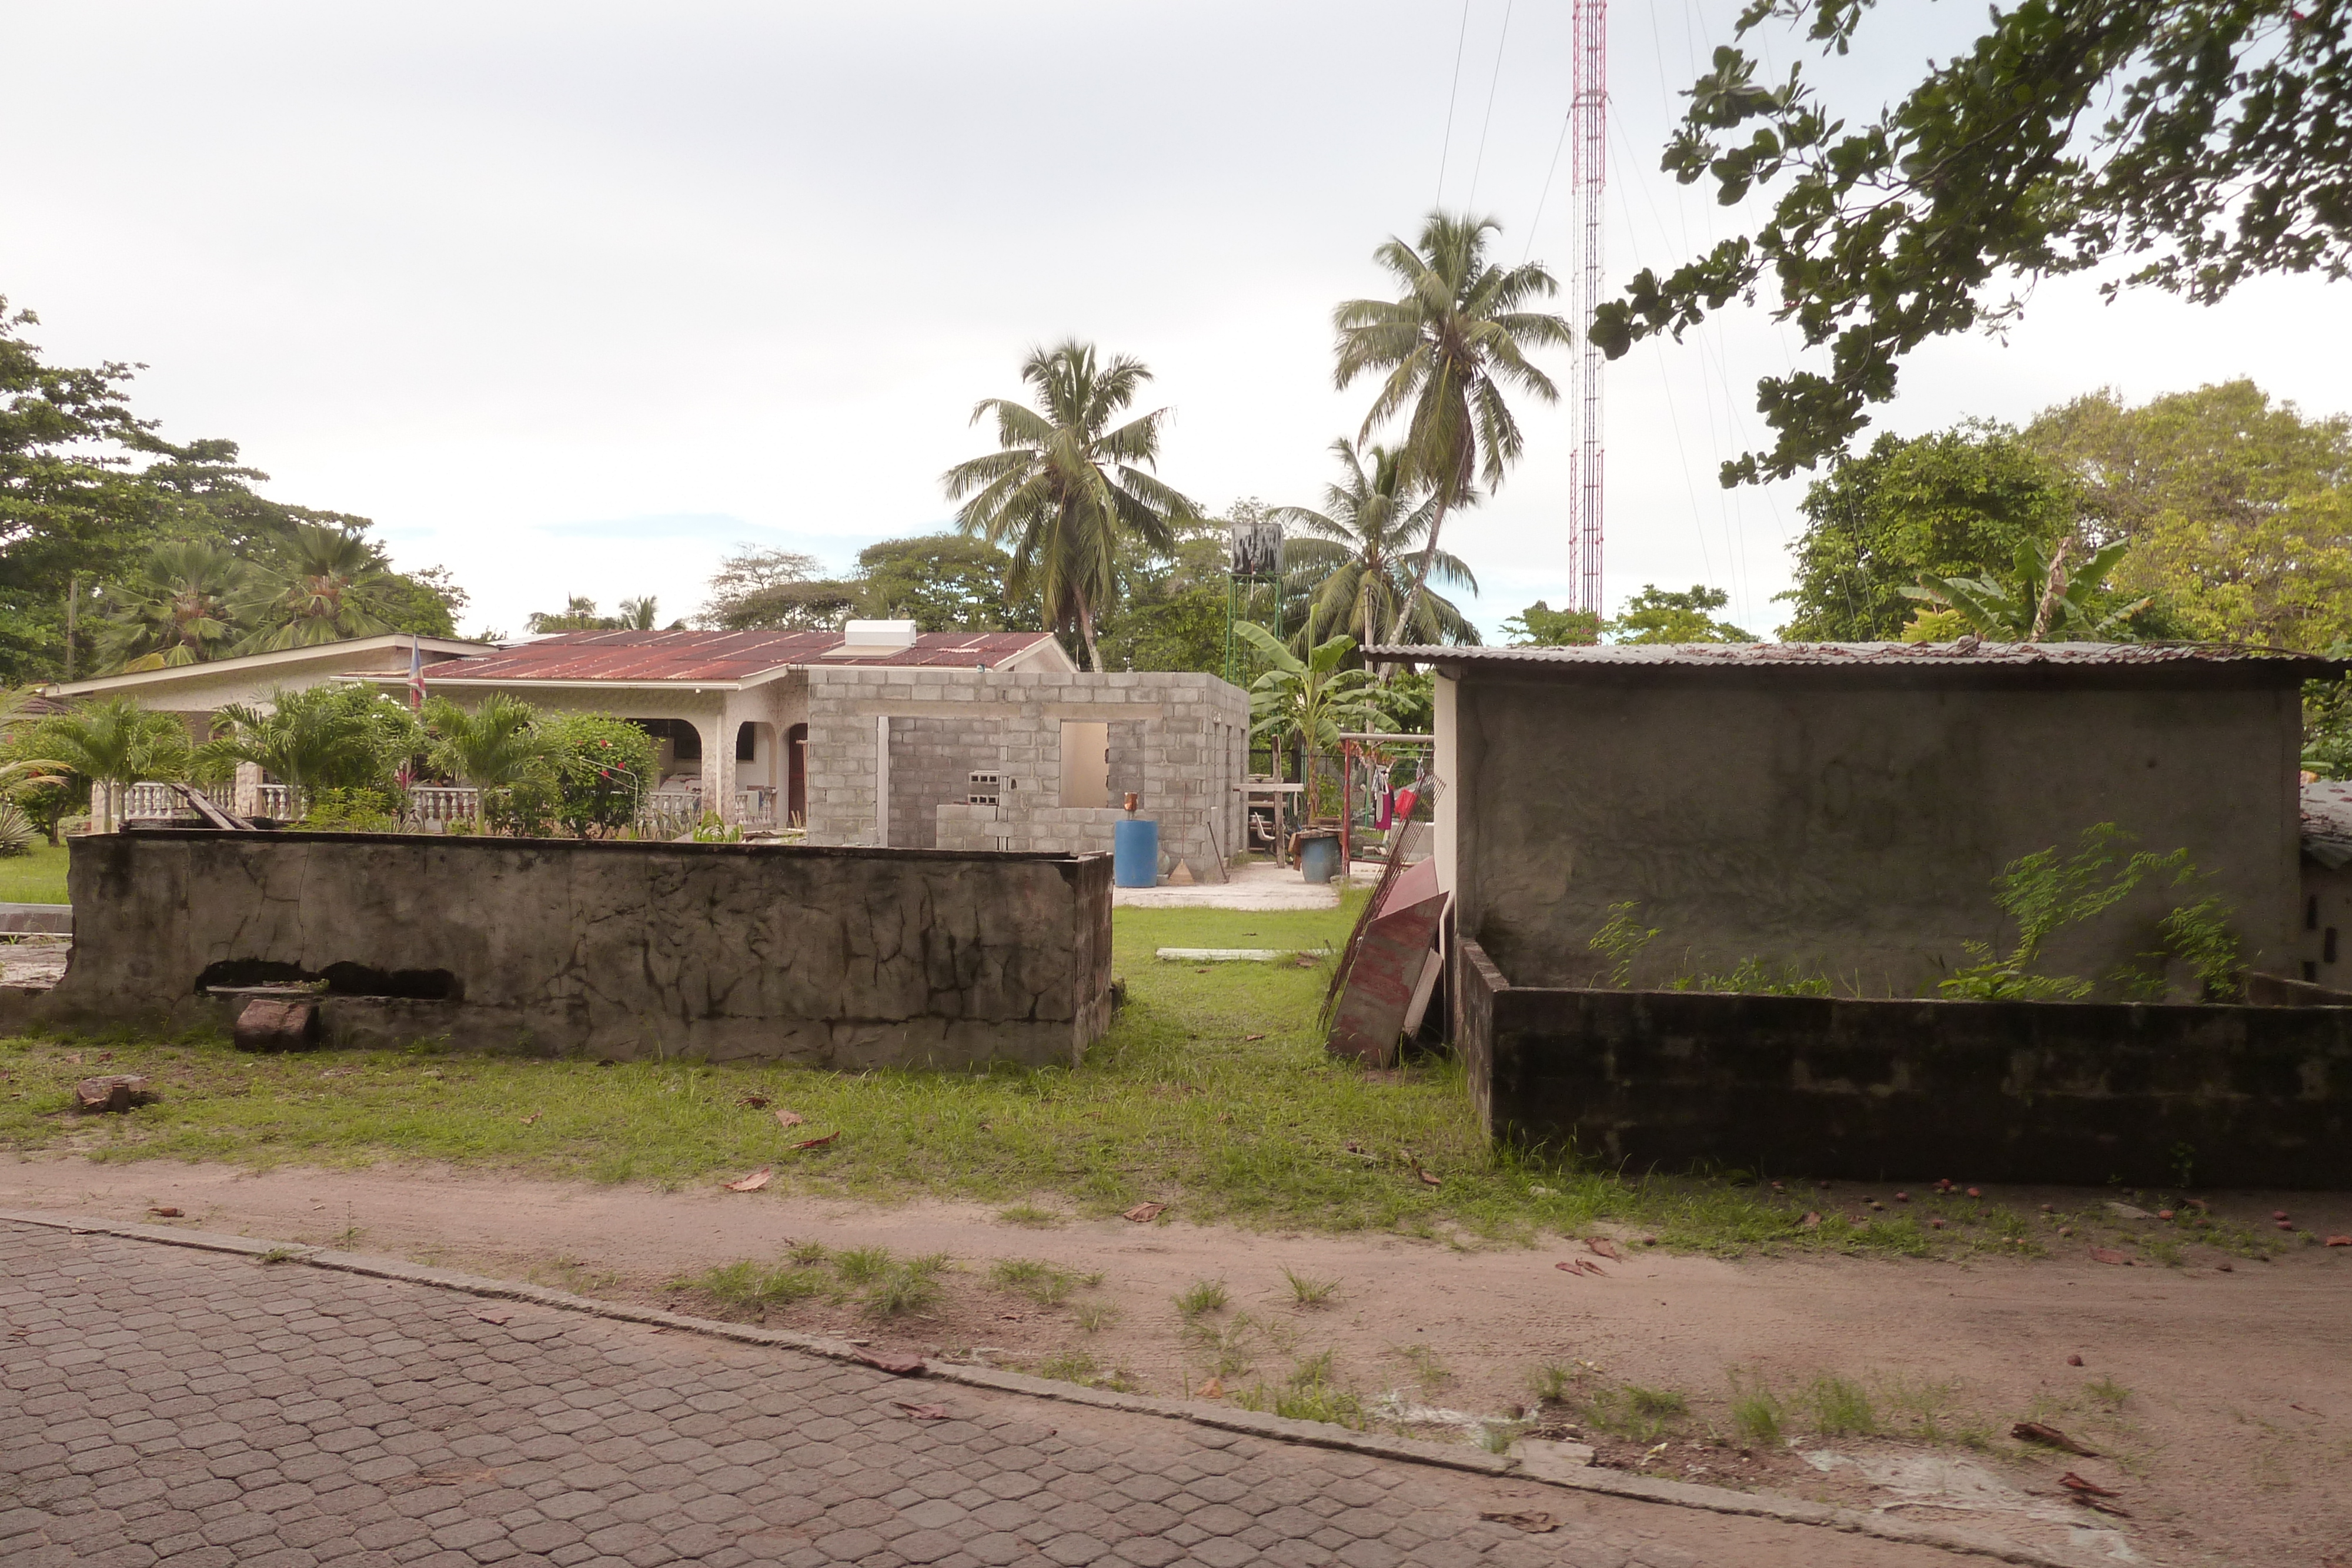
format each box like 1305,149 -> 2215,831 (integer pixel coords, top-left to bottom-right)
941,340 -> 1199,671
1274,439 -> 1479,653
95,542 -> 249,672
1332,212 -> 1571,645
234,523 -> 397,652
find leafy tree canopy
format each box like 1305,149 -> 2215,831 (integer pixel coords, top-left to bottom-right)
2025,380 -> 2352,648
1608,584 -> 1758,644
0,302 -> 466,681
1501,601 -> 1603,646
1595,0 -> 2352,484
1778,424 -> 2080,640
857,535 -> 1040,633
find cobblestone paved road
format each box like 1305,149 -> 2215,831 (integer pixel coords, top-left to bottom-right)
1,1222 -> 1970,1568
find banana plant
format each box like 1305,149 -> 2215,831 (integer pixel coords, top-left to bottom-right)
1902,538 -> 2150,643
1233,622 -> 1389,782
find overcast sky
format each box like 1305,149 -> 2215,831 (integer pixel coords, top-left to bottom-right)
6,1 -> 2344,643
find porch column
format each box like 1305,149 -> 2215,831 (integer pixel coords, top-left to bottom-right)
694,714 -> 737,823
232,762 -> 264,819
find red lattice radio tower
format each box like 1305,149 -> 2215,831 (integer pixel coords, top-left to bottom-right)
1568,0 -> 1608,616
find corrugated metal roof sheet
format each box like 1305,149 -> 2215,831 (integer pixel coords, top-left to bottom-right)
423,628 -> 1060,684
1369,640 -> 2352,675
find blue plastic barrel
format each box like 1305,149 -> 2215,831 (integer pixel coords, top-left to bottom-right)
1113,818 -> 1160,887
1298,832 -> 1341,884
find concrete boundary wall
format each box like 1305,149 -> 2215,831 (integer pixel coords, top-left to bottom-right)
36,830 -> 1114,1068
1456,938 -> 2351,1188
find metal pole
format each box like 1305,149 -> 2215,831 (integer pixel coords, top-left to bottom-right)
64,573 -> 76,681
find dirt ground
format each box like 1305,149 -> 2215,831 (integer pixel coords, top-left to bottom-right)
5,1155 -> 2346,1568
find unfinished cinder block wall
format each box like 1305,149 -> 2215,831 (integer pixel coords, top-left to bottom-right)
803,667 -> 1249,882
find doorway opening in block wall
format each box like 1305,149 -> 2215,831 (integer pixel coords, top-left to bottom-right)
1060,721 -> 1108,809
786,723 -> 807,826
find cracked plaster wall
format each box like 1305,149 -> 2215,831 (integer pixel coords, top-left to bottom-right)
42,831 -> 1114,1068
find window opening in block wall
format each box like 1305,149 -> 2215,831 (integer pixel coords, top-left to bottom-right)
1060,721 -> 1108,809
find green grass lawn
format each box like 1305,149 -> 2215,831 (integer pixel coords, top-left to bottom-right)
0,894 -> 2213,1257
0,843 -> 69,904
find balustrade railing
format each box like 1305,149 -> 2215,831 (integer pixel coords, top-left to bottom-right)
115,779 -> 768,836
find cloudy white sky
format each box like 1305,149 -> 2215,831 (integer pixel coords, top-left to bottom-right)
5,1 -> 2343,643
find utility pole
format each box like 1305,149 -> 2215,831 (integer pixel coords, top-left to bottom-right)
64,573 -> 77,681
1569,0 -> 1608,617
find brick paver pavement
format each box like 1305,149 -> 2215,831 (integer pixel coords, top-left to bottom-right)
0,1222 -> 1966,1568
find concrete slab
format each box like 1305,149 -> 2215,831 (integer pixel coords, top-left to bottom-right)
1114,859 -> 1343,910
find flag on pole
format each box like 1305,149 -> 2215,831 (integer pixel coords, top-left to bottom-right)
407,636 -> 427,711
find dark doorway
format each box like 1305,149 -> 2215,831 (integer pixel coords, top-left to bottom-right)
787,723 -> 808,826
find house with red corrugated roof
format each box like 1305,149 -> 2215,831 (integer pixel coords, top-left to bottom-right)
51,623 -> 1251,880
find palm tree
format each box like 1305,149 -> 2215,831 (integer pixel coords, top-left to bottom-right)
1275,439 -> 1479,653
38,697 -> 194,832
234,524 -> 397,652
96,542 -> 249,672
212,684 -> 419,814
423,694 -> 553,832
941,340 -> 1198,671
616,596 -> 660,630
1332,212 -> 1571,645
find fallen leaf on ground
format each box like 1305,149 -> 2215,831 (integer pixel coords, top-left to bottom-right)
893,1402 -> 948,1420
1586,1238 -> 1621,1261
146,1206 -> 181,1218
520,1112 -> 540,1126
2012,1421 -> 2099,1456
2058,1472 -> 2119,1498
737,1093 -> 771,1109
774,1107 -> 806,1128
724,1167 -> 774,1192
1242,1033 -> 1266,1041
2070,1494 -> 2132,1518
853,1348 -> 927,1375
1198,1377 -> 1223,1398
1416,1168 -> 1442,1188
791,1132 -> 838,1151
2327,1235 -> 2351,1247
1479,1512 -> 1556,1534
1294,955 -> 1317,968
1554,1261 -> 1580,1274
1800,1212 -> 1822,1229
2066,1354 -> 2083,1366
473,1311 -> 513,1326
1122,1201 -> 1168,1223
2088,1247 -> 2131,1265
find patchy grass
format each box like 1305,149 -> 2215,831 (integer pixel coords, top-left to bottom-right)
0,898 -> 2270,1258
1281,1266 -> 1339,1308
0,843 -> 68,905
986,1258 -> 1097,1306
678,1244 -> 946,1320
1173,1278 -> 1230,1320
1235,1348 -> 1369,1429
1581,1383 -> 1691,1443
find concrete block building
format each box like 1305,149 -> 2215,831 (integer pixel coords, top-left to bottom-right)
1388,640 -> 2343,999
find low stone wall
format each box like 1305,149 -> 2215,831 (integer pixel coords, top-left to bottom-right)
1456,938 -> 2350,1188
934,803 -> 1227,881
41,830 -> 1115,1068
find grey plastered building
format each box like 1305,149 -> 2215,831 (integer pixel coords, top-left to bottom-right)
802,667 -> 1251,882
1392,641 -> 2341,998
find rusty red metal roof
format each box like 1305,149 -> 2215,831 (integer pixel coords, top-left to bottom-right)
422,629 -> 1062,684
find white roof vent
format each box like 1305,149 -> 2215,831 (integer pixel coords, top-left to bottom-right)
823,618 -> 920,658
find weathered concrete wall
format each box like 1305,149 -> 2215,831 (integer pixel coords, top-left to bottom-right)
42,830 -> 1114,1068
1442,663 -> 2303,996
807,668 -> 1249,880
1456,938 -> 2351,1188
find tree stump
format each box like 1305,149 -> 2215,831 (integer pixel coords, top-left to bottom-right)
235,995 -> 320,1052
74,1075 -> 152,1113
